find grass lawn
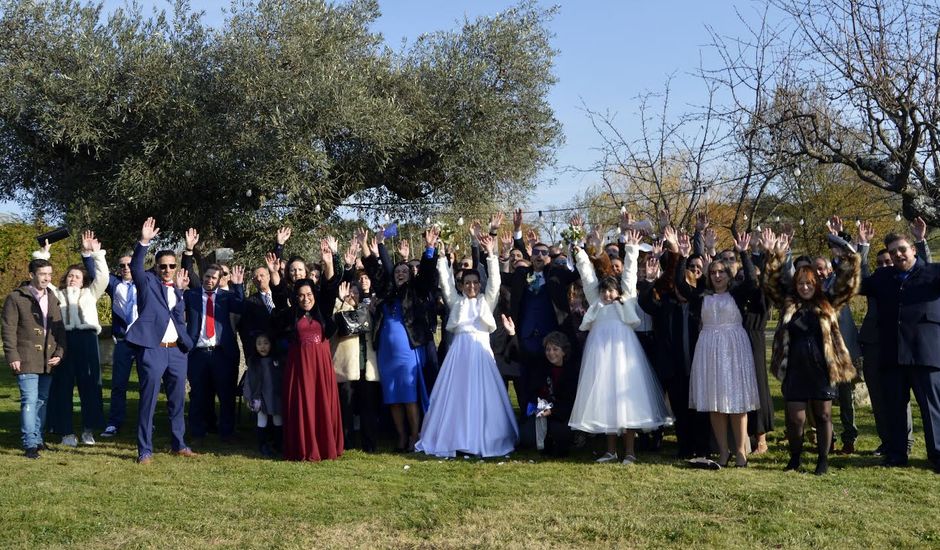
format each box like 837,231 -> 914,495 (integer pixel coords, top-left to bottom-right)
0,339 -> 938,549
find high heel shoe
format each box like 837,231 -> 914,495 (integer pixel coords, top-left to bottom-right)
717,451 -> 730,468
735,452 -> 748,468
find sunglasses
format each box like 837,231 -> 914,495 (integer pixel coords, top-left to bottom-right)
158,263 -> 177,270
221,271 -> 230,276
119,263 -> 131,268
531,249 -> 550,257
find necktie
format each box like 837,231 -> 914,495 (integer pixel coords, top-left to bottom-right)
206,292 -> 216,339
262,292 -> 273,313
124,281 -> 136,321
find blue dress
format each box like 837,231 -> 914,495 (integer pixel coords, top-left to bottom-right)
377,300 -> 428,409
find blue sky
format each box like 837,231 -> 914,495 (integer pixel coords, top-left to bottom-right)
1,0 -> 764,216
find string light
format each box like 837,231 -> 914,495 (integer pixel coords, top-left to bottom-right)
896,212 -> 902,222
799,218 -> 805,226
314,204 -> 321,213
457,217 -> 464,226
793,167 -> 802,178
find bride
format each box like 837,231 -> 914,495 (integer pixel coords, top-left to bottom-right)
415,233 -> 518,457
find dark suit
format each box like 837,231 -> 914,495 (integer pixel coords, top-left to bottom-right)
184,284 -> 244,437
861,257 -> 940,467
125,243 -> 195,459
237,291 -> 275,356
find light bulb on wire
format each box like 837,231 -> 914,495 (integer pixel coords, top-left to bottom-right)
896,212 -> 902,222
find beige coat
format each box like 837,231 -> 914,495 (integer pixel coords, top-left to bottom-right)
331,298 -> 379,382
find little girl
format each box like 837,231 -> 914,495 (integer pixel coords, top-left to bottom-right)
245,334 -> 283,458
568,229 -> 673,465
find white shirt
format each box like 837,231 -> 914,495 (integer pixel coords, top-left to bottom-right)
161,284 -> 179,344
112,279 -> 138,326
197,290 -> 219,348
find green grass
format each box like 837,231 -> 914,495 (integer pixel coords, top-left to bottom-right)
0,339 -> 938,549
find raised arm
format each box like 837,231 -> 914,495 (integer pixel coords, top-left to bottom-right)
620,230 -> 642,299
436,254 -> 456,309
574,247 -> 600,306
828,245 -> 861,311
81,231 -> 109,299
480,236 -> 501,311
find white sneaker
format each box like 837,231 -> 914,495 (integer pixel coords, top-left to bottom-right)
100,426 -> 118,438
80,430 -> 96,446
621,455 -> 638,466
595,451 -> 619,463
61,434 -> 78,447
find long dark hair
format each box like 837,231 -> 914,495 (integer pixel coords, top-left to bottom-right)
60,263 -> 91,289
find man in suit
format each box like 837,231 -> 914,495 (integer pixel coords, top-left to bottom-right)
88,253 -> 139,438
509,209 -> 580,410
237,263 -> 278,360
125,217 -> 196,464
861,229 -> 940,472
184,260 -> 244,441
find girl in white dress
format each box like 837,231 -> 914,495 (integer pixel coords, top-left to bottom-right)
568,229 -> 673,465
415,235 -> 519,457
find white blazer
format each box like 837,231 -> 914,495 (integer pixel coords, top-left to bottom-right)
575,244 -> 642,331
438,254 -> 501,334
33,249 -> 110,334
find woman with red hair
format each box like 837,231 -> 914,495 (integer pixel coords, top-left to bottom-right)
762,228 -> 860,475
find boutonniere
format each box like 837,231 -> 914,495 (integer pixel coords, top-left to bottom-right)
526,271 -> 543,293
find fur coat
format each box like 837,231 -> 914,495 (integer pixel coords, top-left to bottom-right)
764,249 -> 860,385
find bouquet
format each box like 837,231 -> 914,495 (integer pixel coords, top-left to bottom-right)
559,225 -> 586,246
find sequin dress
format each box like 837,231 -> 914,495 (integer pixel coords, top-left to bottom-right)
689,292 -> 760,413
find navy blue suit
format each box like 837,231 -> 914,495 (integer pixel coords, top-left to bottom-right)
125,242 -> 194,459
183,284 -> 244,437
862,257 -> 940,467
82,258 -> 140,432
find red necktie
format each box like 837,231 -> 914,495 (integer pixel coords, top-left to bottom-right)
206,292 -> 216,339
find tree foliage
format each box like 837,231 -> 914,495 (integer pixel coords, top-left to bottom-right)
0,0 -> 561,252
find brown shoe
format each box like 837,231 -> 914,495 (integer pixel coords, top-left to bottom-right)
839,442 -> 856,455
173,448 -> 199,458
137,455 -> 154,465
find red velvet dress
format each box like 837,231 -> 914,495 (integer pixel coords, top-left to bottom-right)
282,316 -> 344,461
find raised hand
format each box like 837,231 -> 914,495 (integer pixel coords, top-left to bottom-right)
703,227 -> 718,251
320,239 -> 334,262
230,265 -> 245,285
344,240 -> 361,266
375,226 -> 386,245
911,216 -> 928,242
276,226 -> 292,246
857,220 -> 875,245
264,252 -> 279,273
826,215 -> 844,235
398,238 -> 411,260
174,269 -> 189,290
141,217 -> 159,244
781,222 -> 795,240
662,225 -> 678,249
185,227 -> 199,251
338,280 -> 351,302
569,213 -> 585,228
695,211 -> 709,232
479,234 -> 496,255
513,208 -> 524,230
469,219 -> 483,240
677,231 -> 691,257
623,229 -> 642,246
651,238 -> 664,257
354,226 -> 368,245
325,235 -> 339,254
587,226 -> 602,249
424,226 -> 440,248
526,228 -> 539,246
489,212 -> 504,232
81,230 -> 101,253
777,232 -> 791,254
657,208 -> 671,231
760,227 -> 777,252
645,255 -> 660,281
499,230 -> 513,253
367,235 -> 379,258
733,231 -> 751,252
500,313 -> 516,336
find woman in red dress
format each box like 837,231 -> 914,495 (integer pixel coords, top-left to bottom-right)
273,277 -> 344,461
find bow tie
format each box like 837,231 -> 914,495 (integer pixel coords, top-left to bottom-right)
163,282 -> 175,287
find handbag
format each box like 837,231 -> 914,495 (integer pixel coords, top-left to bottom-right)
335,305 -> 371,337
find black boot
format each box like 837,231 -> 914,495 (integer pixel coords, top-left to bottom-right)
814,455 -> 829,476
271,424 -> 283,456
256,426 -> 274,458
785,452 -> 802,471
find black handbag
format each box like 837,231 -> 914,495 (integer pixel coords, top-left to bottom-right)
335,305 -> 371,337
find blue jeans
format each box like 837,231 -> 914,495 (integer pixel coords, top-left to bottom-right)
106,339 -> 137,429
17,373 -> 52,449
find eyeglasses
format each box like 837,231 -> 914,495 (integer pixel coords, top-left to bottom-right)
531,249 -> 549,257
158,264 -> 177,270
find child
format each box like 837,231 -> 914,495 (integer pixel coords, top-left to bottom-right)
245,334 -> 283,458
568,229 -> 673,465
